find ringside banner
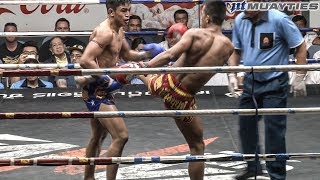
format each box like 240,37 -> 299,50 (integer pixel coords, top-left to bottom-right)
0,3 -> 201,31
0,86 -> 217,100
0,2 -> 243,32
1,1 -> 314,33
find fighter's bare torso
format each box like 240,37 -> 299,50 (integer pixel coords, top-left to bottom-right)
89,19 -> 125,68
173,28 -> 233,94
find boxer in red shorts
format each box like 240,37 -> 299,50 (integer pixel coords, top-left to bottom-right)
136,1 -> 234,179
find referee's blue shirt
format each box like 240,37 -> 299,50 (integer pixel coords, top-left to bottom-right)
232,9 -> 304,81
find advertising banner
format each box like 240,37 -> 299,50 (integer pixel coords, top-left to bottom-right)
0,3 -> 238,32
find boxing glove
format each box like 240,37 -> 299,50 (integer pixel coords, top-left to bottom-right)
142,43 -> 165,58
167,23 -> 188,38
290,73 -> 307,97
227,73 -> 239,98
96,75 -> 123,93
115,63 -> 140,84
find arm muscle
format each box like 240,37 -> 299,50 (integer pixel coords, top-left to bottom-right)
80,29 -> 112,69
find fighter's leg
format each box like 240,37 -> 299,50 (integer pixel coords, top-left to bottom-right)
175,116 -> 205,180
98,104 -> 129,180
84,118 -> 108,180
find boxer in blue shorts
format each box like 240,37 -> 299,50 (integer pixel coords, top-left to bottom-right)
79,1 -> 164,179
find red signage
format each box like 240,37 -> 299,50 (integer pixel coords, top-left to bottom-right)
0,4 -> 86,15
0,7 -> 15,15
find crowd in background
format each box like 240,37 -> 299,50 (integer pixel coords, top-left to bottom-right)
0,10 -> 319,89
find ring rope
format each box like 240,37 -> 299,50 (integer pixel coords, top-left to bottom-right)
0,153 -> 319,166
1,107 -> 320,119
0,60 -> 319,70
1,65 -> 320,77
0,31 -> 169,37
0,60 -> 318,70
0,63 -> 81,70
0,0 -> 203,5
290,59 -> 320,64
0,28 -> 318,37
235,59 -> 320,65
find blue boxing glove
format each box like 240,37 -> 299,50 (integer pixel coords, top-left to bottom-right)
95,75 -> 123,93
142,43 -> 165,58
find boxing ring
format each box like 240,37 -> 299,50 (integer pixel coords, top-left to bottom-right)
1,0 -> 320,179
1,87 -> 320,179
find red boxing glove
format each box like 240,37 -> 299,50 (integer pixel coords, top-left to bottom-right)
115,63 -> 139,84
166,23 -> 188,38
115,74 -> 129,85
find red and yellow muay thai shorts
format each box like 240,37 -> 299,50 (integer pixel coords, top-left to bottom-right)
148,74 -> 197,123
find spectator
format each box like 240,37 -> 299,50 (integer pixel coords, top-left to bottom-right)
39,18 -> 85,62
158,28 -> 171,50
69,44 -> 86,88
45,37 -> 75,88
131,37 -> 146,51
292,14 -> 307,29
159,23 -> 188,50
0,23 -> 24,86
173,9 -> 189,27
15,41 -> 39,88
45,37 -> 70,65
11,42 -> 53,89
126,15 -> 145,47
18,41 -> 39,64
292,15 -> 317,49
69,44 -> 84,63
308,35 -> 320,59
291,15 -> 320,84
296,15 -> 320,59
154,23 -> 188,68
129,37 -> 147,84
0,23 -> 23,64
